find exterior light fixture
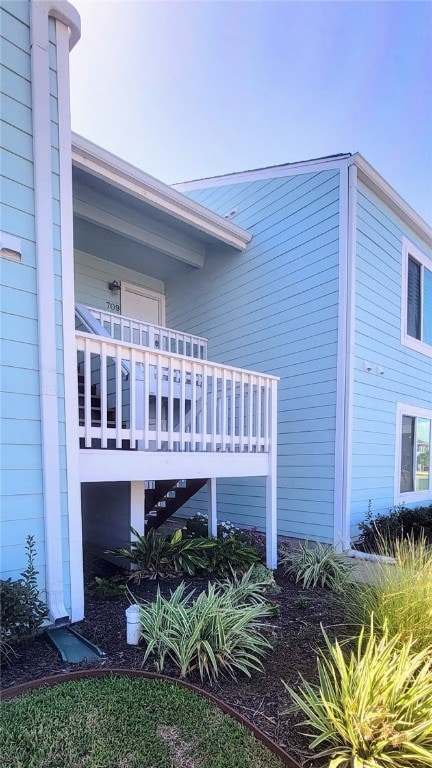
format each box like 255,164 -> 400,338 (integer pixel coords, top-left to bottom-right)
108,280 -> 121,295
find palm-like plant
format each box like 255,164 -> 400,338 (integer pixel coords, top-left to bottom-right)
109,527 -> 215,580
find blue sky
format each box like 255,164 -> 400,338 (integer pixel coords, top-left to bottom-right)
70,1 -> 432,223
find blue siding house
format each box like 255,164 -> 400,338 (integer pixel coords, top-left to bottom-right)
1,0 -> 431,625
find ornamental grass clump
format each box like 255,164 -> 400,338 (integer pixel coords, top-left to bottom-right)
280,541 -> 354,592
283,619 -> 432,768
136,576 -> 277,682
346,531 -> 432,653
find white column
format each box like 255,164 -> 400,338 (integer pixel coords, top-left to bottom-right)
207,478 -> 217,538
130,482 -> 146,538
265,379 -> 278,569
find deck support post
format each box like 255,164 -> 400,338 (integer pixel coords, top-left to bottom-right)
266,380 -> 278,569
207,478 -> 217,538
130,482 -> 145,538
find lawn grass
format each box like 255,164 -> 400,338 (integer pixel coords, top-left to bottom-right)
1,675 -> 285,768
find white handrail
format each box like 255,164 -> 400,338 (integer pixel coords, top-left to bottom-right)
76,331 -> 278,454
79,304 -> 208,359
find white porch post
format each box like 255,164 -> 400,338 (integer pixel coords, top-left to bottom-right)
266,379 -> 278,569
207,478 -> 217,537
130,482 -> 145,538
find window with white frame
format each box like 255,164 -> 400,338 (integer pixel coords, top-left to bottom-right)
396,404 -> 431,501
401,237 -> 432,355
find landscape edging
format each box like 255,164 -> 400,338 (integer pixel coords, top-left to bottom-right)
0,667 -> 302,768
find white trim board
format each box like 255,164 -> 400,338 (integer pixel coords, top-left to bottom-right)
400,236 -> 432,358
394,403 -> 432,504
174,157 -> 352,191
79,450 -> 270,483
353,155 -> 432,249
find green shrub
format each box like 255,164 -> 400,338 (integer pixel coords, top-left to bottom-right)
248,564 -> 280,595
0,536 -> 48,655
283,619 -> 432,768
358,502 -> 432,552
109,527 -> 216,581
346,532 -> 432,653
87,574 -> 127,599
203,536 -> 262,575
136,578 -> 277,682
280,541 -> 354,592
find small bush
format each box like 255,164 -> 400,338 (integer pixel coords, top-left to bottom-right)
0,536 -> 48,659
283,619 -> 432,768
280,541 -> 354,592
346,531 -> 432,653
203,536 -> 262,575
358,502 -> 432,552
109,527 -> 216,581
248,564 -> 280,595
137,578 -> 277,682
87,574 -> 127,599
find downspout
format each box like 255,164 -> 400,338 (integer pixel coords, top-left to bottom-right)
30,0 -> 80,624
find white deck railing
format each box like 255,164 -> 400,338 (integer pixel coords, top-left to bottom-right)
76,331 -> 277,454
83,306 -> 208,359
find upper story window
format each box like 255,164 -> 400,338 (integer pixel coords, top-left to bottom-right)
401,237 -> 432,356
396,404 -> 431,502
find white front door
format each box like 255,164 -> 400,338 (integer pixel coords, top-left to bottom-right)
121,281 -> 165,325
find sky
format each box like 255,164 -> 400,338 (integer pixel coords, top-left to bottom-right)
70,0 -> 432,223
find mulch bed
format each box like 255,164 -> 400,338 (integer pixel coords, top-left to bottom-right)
1,562 -> 346,767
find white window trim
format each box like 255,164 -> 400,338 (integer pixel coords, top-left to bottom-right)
395,402 -> 432,504
401,236 -> 432,357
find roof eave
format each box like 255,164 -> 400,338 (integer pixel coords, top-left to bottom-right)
71,133 -> 252,251
351,153 -> 432,249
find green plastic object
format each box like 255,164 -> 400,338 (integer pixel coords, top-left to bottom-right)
45,627 -> 104,663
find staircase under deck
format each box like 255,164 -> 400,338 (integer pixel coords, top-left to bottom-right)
75,311 -> 278,565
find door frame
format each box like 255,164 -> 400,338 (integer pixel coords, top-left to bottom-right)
120,281 -> 166,326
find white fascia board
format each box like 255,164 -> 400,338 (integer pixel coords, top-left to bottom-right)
79,449 -> 270,483
174,155 -> 352,191
351,154 -> 432,249
71,134 -> 251,251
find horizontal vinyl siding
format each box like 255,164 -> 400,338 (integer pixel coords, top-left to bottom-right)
74,250 -> 164,312
166,169 -> 341,542
350,180 -> 432,534
0,0 -> 45,587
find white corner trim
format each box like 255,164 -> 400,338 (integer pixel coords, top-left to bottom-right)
394,402 -> 432,504
56,18 -> 84,623
334,165 -> 356,551
400,236 -> 432,358
30,0 -> 68,623
174,156 -> 352,191
34,0 -> 81,49
71,134 -> 252,251
351,154 -> 432,249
